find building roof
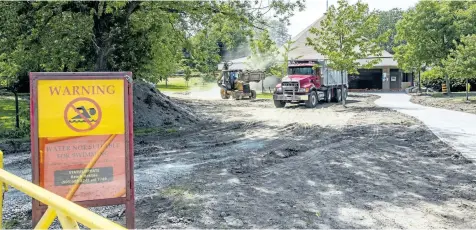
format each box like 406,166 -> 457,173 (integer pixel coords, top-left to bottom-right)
219,14 -> 398,70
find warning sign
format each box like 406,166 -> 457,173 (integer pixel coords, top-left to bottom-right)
54,167 -> 113,186
42,134 -> 126,201
64,97 -> 102,132
37,79 -> 124,137
30,72 -> 135,228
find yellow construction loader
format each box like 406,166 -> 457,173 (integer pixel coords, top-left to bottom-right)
217,62 -> 265,100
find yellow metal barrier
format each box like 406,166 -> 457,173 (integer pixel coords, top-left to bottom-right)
0,150 -> 125,230
0,150 -> 8,229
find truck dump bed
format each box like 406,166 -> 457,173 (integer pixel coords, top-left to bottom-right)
321,68 -> 348,86
320,62 -> 348,87
240,71 -> 266,83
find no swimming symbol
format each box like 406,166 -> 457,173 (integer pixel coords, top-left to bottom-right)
63,97 -> 102,132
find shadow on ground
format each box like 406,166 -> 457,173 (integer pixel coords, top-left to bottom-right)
134,121 -> 476,229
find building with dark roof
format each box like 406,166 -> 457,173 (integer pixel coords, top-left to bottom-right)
219,15 -> 414,91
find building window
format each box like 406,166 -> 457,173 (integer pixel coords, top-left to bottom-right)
402,73 -> 409,82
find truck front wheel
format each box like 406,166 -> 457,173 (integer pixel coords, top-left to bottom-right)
221,89 -> 230,99
274,100 -> 286,108
305,91 -> 318,108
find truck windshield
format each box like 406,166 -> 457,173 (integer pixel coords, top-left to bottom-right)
288,67 -> 314,75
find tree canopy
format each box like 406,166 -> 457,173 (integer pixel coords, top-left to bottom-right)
306,0 -> 388,75
0,1 -> 305,91
247,30 -> 279,73
444,34 -> 476,80
394,1 -> 476,91
373,8 -> 404,54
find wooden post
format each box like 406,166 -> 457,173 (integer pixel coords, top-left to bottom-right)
466,78 -> 469,101
418,70 -> 421,93
14,91 -> 19,129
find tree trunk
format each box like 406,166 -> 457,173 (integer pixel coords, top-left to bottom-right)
411,71 -> 415,87
466,78 -> 469,101
445,74 -> 451,96
166,78 -> 168,88
14,91 -> 19,129
341,70 -> 345,106
418,69 -> 421,93
92,2 -> 114,71
261,80 -> 264,93
94,48 -> 108,71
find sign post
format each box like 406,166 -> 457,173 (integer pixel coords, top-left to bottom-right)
29,72 -> 134,229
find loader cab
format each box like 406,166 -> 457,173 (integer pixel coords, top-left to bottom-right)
222,70 -> 242,90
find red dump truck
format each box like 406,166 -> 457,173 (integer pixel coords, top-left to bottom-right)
273,61 -> 348,108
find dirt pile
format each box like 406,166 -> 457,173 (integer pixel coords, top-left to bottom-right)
133,81 -> 199,128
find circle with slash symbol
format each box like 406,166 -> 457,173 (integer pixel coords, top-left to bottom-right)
63,97 -> 102,132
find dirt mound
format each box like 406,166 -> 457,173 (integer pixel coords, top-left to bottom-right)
133,81 -> 199,128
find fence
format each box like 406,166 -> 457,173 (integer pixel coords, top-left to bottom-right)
0,150 -> 126,229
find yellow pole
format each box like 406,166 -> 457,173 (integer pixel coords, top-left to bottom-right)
0,169 -> 125,229
66,134 -> 117,199
114,188 -> 126,198
57,212 -> 79,229
0,150 -> 4,230
35,134 -> 117,229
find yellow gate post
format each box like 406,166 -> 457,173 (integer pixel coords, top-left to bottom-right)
0,149 -> 125,230
35,134 -> 117,229
0,150 -> 9,230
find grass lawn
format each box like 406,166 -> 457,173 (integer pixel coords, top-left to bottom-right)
424,91 -> 476,103
429,91 -> 476,98
0,97 -> 28,130
256,92 -> 273,99
157,77 -> 215,92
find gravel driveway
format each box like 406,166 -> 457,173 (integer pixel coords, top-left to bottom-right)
3,93 -> 476,229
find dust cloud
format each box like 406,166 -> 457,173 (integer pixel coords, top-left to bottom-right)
190,85 -> 222,100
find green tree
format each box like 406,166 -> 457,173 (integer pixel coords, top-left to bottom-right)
267,19 -> 291,47
373,8 -> 404,54
0,1 -> 305,91
183,67 -> 192,87
394,1 -> 476,95
247,30 -> 279,73
269,39 -> 299,78
306,0 -> 388,106
443,34 -> 476,100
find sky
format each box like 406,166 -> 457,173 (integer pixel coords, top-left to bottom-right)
288,0 -> 420,37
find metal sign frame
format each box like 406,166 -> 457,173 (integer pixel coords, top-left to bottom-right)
29,72 -> 135,229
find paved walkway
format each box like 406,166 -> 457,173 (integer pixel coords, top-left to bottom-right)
374,93 -> 476,161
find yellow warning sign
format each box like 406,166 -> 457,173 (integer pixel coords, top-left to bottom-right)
38,79 -> 125,137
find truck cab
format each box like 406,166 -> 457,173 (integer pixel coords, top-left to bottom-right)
273,61 -> 348,108
273,63 -> 323,108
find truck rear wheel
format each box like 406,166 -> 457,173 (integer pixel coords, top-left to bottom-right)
305,91 -> 318,108
274,100 -> 286,108
336,88 -> 342,102
326,89 -> 332,103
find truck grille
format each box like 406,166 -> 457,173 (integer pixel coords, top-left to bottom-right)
282,82 -> 299,92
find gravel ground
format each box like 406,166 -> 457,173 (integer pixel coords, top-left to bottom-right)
3,93 -> 476,229
410,93 -> 476,115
